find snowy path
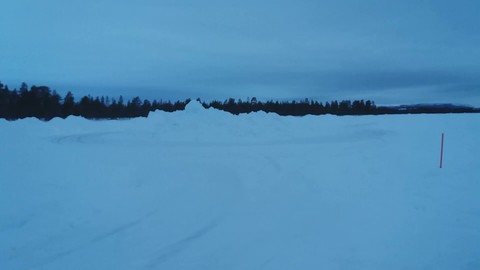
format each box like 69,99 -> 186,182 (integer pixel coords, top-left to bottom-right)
1,105 -> 479,269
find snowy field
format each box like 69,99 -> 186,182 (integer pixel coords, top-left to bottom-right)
1,101 -> 479,270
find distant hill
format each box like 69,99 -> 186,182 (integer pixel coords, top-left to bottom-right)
376,103 -> 480,114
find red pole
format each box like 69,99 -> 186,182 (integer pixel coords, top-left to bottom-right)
440,132 -> 444,168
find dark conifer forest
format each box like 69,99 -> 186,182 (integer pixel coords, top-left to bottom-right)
0,82 -> 190,120
201,98 -> 480,116
0,81 -> 478,121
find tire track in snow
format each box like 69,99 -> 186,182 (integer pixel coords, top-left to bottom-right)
88,210 -> 156,244
26,210 -> 157,269
50,132 -> 118,144
152,128 -> 392,148
146,220 -> 220,268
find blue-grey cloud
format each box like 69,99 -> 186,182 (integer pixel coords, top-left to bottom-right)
1,0 -> 479,105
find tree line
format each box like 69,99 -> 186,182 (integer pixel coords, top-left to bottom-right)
200,98 -> 480,116
200,98 -> 377,116
0,82 -> 190,120
0,81 -> 478,120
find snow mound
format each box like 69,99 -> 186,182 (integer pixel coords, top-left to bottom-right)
184,100 -> 206,113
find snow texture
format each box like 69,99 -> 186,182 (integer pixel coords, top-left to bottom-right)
1,105 -> 479,270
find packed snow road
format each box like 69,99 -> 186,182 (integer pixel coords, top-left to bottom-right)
1,102 -> 479,269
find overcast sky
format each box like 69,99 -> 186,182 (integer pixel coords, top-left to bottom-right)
1,0 -> 479,105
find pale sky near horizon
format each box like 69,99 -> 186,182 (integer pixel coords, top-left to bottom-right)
1,0 -> 479,105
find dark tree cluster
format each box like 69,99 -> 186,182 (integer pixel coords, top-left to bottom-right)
0,82 -> 190,120
200,98 -> 480,116
200,98 -> 378,116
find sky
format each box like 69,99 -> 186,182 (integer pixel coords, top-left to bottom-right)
1,0 -> 479,105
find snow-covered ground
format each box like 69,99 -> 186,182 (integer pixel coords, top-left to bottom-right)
1,101 -> 479,270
